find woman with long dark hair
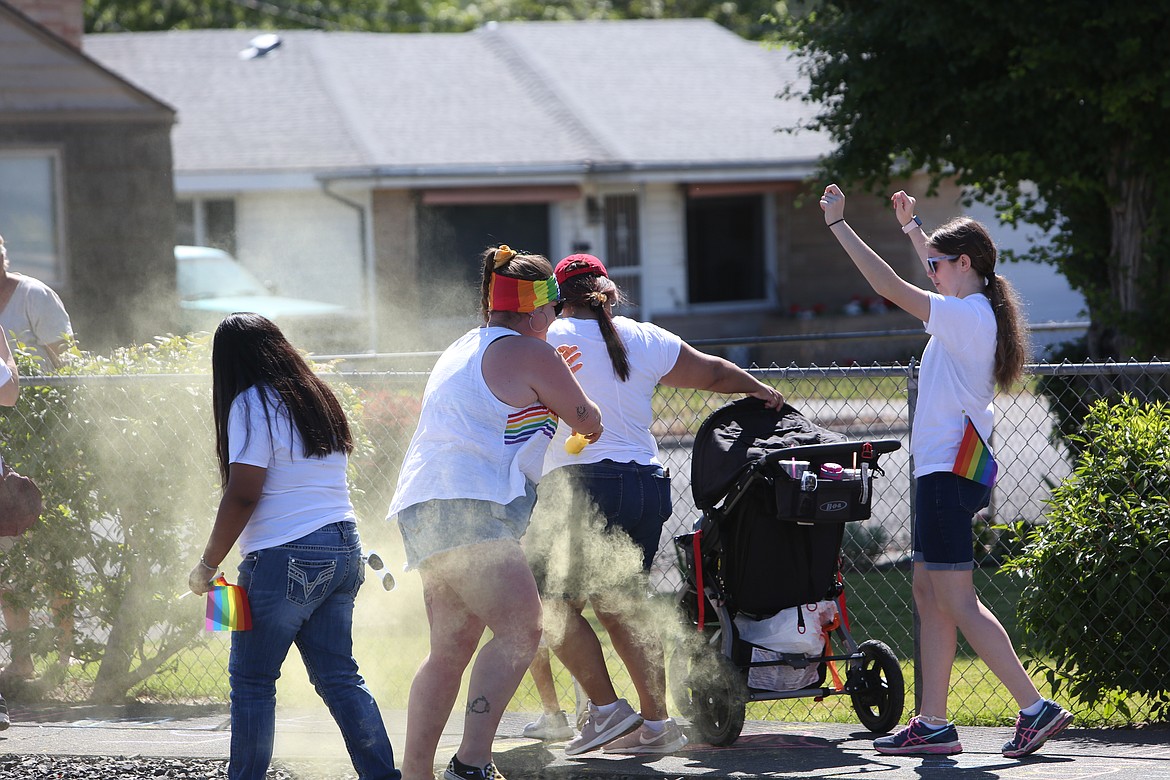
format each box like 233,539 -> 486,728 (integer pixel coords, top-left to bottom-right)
820,184 -> 1071,758
188,312 -> 400,780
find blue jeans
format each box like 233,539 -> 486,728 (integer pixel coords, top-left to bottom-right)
229,522 -> 400,780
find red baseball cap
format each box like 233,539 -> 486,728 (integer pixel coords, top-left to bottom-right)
555,253 -> 608,284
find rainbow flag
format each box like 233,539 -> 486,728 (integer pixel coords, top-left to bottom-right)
205,574 -> 252,631
952,416 -> 998,487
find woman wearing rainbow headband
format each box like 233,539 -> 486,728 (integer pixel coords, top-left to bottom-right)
387,245 -> 603,780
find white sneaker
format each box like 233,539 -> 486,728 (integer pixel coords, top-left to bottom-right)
522,710 -> 575,741
601,718 -> 688,754
564,699 -> 643,756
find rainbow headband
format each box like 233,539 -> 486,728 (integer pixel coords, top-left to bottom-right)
489,246 -> 559,312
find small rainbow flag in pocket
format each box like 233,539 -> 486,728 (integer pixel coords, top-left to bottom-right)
952,416 -> 998,487
206,574 -> 252,631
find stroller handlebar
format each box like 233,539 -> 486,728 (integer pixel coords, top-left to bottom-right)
757,438 -> 902,465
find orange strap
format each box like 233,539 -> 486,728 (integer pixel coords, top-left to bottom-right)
823,611 -> 844,691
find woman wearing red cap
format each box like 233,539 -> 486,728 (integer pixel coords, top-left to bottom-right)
532,253 -> 783,757
387,246 -> 602,780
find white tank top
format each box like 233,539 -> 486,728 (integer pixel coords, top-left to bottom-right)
387,326 -> 557,518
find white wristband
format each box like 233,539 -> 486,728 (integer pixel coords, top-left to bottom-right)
0,362 -> 11,386
901,215 -> 922,234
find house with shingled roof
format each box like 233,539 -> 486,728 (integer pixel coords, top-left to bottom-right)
83,18 -> 1082,360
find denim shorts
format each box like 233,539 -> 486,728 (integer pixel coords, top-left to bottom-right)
529,460 -> 671,599
913,470 -> 992,571
397,480 -> 537,570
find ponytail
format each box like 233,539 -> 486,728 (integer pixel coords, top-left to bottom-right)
930,218 -> 1030,390
987,273 -> 1030,390
561,274 -> 630,381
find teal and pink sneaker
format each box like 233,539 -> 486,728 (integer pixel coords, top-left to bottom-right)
1002,700 -> 1073,758
873,716 -> 962,756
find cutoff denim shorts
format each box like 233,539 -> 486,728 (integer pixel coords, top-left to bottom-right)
913,470 -> 992,571
397,479 -> 537,570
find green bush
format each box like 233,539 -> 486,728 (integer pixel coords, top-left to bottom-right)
1036,338 -> 1170,461
0,336 -> 375,703
1005,395 -> 1170,719
0,335 -> 218,701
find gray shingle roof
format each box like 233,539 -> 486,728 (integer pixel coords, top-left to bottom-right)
83,19 -> 830,178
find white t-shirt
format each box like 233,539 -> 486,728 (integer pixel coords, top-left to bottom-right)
911,292 -> 997,478
0,275 -> 72,364
543,316 -> 682,472
229,385 -> 356,555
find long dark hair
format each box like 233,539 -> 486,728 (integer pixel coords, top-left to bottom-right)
211,313 -> 352,485
559,272 -> 630,381
929,218 -> 1030,389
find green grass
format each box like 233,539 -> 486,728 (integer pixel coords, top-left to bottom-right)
37,535 -> 1142,727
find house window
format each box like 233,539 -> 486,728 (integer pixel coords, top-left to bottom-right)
176,198 -> 237,255
418,203 -> 550,295
686,194 -> 765,304
604,194 -> 641,315
0,150 -> 64,285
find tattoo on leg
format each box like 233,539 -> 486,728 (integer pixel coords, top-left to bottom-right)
467,696 -> 491,715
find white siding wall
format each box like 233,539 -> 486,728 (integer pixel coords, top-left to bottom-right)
638,182 -> 687,317
234,191 -> 365,309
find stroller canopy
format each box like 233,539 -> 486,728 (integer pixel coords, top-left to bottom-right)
691,398 -> 847,510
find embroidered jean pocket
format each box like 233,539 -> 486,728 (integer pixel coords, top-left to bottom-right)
286,557 -> 336,606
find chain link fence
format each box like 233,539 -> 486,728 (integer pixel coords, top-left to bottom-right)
1,354 -> 1166,726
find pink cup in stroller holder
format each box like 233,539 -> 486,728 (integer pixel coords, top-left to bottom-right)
818,462 -> 844,481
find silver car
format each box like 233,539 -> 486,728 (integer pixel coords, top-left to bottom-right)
175,245 -> 359,352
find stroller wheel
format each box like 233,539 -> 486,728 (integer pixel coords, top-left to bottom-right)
686,652 -> 746,746
850,639 -> 905,734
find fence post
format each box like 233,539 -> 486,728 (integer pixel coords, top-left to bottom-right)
906,357 -> 922,715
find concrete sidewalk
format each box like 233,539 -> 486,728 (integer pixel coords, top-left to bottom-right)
2,702 -> 1169,779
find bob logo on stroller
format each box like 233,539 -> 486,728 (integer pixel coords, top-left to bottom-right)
820,499 -> 849,513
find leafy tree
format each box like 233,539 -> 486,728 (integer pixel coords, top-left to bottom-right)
776,1 -> 1170,360
84,0 -> 785,39
84,0 -> 434,33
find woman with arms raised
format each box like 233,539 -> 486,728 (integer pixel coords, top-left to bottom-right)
820,184 -> 1071,758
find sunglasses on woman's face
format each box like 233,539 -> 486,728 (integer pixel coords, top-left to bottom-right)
927,254 -> 961,274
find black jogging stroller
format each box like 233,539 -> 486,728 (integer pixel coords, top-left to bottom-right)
672,398 -> 905,746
